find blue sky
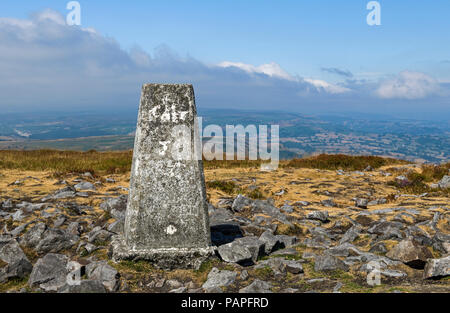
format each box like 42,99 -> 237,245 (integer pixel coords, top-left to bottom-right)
0,0 -> 449,119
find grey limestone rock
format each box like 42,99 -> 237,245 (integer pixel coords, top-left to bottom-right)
202,267 -> 237,291
423,256 -> 450,279
29,253 -> 70,291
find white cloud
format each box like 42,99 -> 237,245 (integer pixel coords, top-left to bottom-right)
304,78 -> 351,94
32,9 -> 66,25
218,61 -> 350,94
376,71 -> 439,99
218,61 -> 295,81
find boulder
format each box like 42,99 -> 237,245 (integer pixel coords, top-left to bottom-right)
100,195 -> 128,220
0,258 -> 33,282
231,195 -> 253,212
368,221 -> 403,240
239,279 -> 272,293
86,227 -> 113,244
423,256 -> 450,279
29,253 -> 69,291
339,225 -> 361,244
306,211 -> 329,223
386,238 -> 433,269
437,175 -> 450,189
314,254 -> 349,272
0,239 -> 33,282
255,257 -> 303,275
42,186 -> 76,201
85,261 -> 120,292
259,230 -> 283,254
202,267 -> 237,291
217,242 -> 253,265
0,238 -> 29,264
233,236 -> 265,263
432,232 -> 450,254
35,228 -> 79,254
74,181 -> 96,191
355,198 -> 369,209
275,235 -> 298,248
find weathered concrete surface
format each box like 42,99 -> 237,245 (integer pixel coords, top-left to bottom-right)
111,84 -> 214,269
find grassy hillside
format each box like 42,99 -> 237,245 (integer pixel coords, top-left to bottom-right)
0,149 -> 412,174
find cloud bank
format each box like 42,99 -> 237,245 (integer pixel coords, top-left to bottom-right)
0,10 -> 448,118
376,71 -> 440,99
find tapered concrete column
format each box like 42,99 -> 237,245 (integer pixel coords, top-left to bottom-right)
111,84 -> 214,269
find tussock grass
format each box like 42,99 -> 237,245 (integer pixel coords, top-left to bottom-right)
419,163 -> 450,181
206,180 -> 240,194
388,162 -> 450,195
284,154 -> 408,171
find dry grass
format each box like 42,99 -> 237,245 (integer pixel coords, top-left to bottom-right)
0,149 -> 133,175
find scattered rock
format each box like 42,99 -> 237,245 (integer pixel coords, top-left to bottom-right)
320,199 -> 336,208
74,181 -> 96,191
59,280 -> 107,293
314,254 -> 349,272
239,279 -> 272,293
259,230 -> 283,254
255,257 -> 304,275
35,228 -> 79,254
42,186 -> 76,201
217,242 -> 253,265
369,242 -> 388,254
423,256 -> 450,279
275,235 -> 298,248
85,261 -> 120,292
233,236 -> 265,263
386,238 -> 433,269
339,225 -> 361,244
231,195 -> 252,212
355,198 -> 369,209
368,221 -> 404,240
306,211 -> 329,222
202,267 -> 237,291
0,239 -> 32,282
437,175 -> 450,189
100,195 -> 128,220
240,270 -> 249,280
29,253 -> 69,291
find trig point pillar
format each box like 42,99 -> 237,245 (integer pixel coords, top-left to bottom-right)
111,84 -> 214,269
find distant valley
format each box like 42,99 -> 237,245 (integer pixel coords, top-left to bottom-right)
0,109 -> 449,163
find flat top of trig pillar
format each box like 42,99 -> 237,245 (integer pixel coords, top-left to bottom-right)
142,83 -> 193,88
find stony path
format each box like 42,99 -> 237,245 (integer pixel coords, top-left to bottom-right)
0,165 -> 448,293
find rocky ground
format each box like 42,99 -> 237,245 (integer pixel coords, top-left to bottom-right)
0,164 -> 449,293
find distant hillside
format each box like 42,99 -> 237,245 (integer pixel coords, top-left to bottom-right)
0,110 -> 448,163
